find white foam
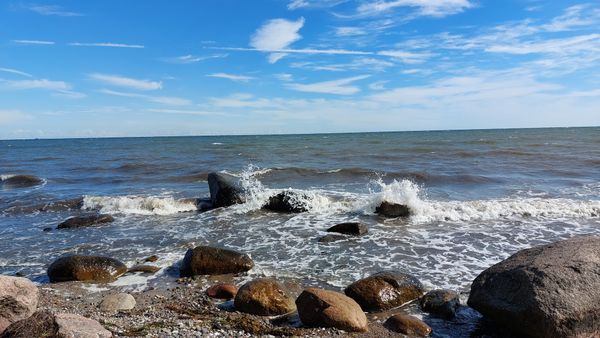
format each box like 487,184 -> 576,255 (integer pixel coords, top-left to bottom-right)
82,195 -> 197,215
0,174 -> 16,181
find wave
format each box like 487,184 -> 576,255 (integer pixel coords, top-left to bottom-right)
82,195 -> 198,215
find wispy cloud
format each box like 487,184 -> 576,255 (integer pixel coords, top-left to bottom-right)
23,4 -> 83,17
0,78 -> 70,91
12,39 -> 55,45
52,90 -> 87,99
250,17 -> 305,63
89,73 -> 162,91
206,73 -> 255,82
99,89 -> 191,105
286,75 -> 370,95
0,67 -> 32,77
287,0 -> 347,10
161,54 -> 228,64
485,34 -> 600,55
291,57 -> 394,72
355,0 -> 474,17
69,42 -> 144,48
377,50 -> 432,64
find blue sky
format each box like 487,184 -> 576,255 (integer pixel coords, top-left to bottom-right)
1,0 -> 599,139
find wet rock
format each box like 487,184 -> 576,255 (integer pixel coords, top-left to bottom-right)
384,313 -> 432,337
318,234 -> 347,243
179,246 -> 254,277
234,279 -> 296,316
206,283 -> 238,299
0,275 -> 39,333
144,255 -> 159,262
326,222 -> 367,236
375,201 -> 410,218
38,198 -> 83,212
207,172 -> 244,208
47,255 -> 128,283
42,227 -> 52,232
468,236 -> 600,338
262,191 -> 309,213
128,265 -> 160,274
1,310 -> 111,338
345,271 -> 424,312
195,198 -> 214,212
296,288 -> 368,332
57,214 -> 114,229
420,289 -> 460,319
0,175 -> 43,188
99,293 -> 136,312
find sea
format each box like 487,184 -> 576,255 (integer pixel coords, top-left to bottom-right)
1,127 -> 599,298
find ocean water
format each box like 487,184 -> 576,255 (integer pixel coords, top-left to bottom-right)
1,128 -> 599,293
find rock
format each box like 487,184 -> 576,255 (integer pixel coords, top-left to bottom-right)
468,236 -> 600,338
234,279 -> 295,316
0,175 -> 43,188
295,288 -> 368,332
207,172 -> 244,208
57,214 -> 114,229
127,265 -> 160,274
206,283 -> 238,299
375,201 -> 410,218
345,271 -> 424,312
326,222 -> 367,236
1,310 -> 111,338
0,275 -> 39,333
420,289 -> 460,319
99,293 -> 136,312
38,198 -> 83,212
144,255 -> 159,262
384,313 -> 432,337
262,191 -> 309,213
42,227 -> 52,232
47,255 -> 128,283
318,234 -> 348,243
179,246 -> 254,277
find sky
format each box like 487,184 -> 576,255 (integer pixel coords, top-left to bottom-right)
1,0 -> 599,139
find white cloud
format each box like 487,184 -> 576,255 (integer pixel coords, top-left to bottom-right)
286,75 -> 370,95
0,78 -> 70,90
369,80 -> 388,90
335,26 -> 368,36
12,39 -> 55,45
485,34 -> 600,55
206,73 -> 255,82
69,42 -> 144,48
25,4 -> 83,16
52,90 -> 87,99
377,50 -> 432,64
356,0 -> 474,17
250,17 -> 305,63
275,73 -> 294,81
99,89 -> 191,105
291,57 -> 394,72
89,73 -> 162,90
161,54 -> 228,64
0,67 -> 32,77
287,0 -> 347,10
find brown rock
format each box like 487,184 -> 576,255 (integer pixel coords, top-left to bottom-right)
47,255 -> 127,283
326,222 -> 367,236
57,214 -> 114,229
1,310 -> 112,338
179,246 -> 254,276
384,313 -> 431,337
420,289 -> 460,319
295,288 -> 368,332
234,279 -> 295,316
99,293 -> 136,312
0,276 -> 39,333
345,271 -> 424,312
128,265 -> 160,274
144,255 -> 159,262
375,201 -> 410,218
206,283 -> 238,299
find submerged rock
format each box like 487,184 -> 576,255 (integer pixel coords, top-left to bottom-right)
234,279 -> 296,316
206,283 -> 238,299
56,214 -> 114,229
127,265 -> 160,274
420,289 -> 460,319
207,172 -> 245,208
262,191 -> 309,213
0,276 -> 39,333
326,222 -> 367,236
47,255 -> 127,283
99,293 -> 136,312
375,201 -> 410,218
1,311 -> 111,338
317,234 -> 348,243
38,198 -> 84,212
384,313 -> 432,337
143,255 -> 159,262
179,246 -> 254,276
296,288 -> 368,332
345,271 -> 424,312
468,236 -> 600,338
0,175 -> 43,188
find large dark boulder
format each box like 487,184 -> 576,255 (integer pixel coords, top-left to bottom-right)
57,214 -> 114,229
296,288 -> 368,332
420,289 -> 460,319
326,222 -> 367,236
1,311 -> 111,338
468,236 -> 600,338
234,279 -> 296,316
262,191 -> 309,213
179,246 -> 254,276
207,172 -> 244,208
375,201 -> 410,218
47,255 -> 127,283
345,271 -> 424,312
0,175 -> 43,188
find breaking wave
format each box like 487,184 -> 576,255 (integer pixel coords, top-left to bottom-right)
82,195 -> 197,215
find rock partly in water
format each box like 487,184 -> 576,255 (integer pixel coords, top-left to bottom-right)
375,201 -> 410,218
207,172 -> 245,208
0,175 -> 43,188
99,293 -> 136,312
143,255 -> 159,262
296,288 -> 368,332
38,198 -> 84,212
127,265 -> 160,274
1,310 -> 111,338
384,313 -> 432,337
234,279 -> 296,316
179,246 -> 254,277
206,283 -> 238,300
345,271 -> 424,312
47,255 -> 128,283
262,191 -> 309,213
56,214 -> 114,229
317,234 -> 348,243
326,222 -> 367,236
468,236 -> 600,338
0,276 -> 39,333
420,289 -> 460,319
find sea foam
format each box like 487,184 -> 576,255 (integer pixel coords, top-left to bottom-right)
82,195 -> 197,215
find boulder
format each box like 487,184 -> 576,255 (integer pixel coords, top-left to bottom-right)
206,283 -> 238,299
296,288 -> 368,332
47,255 -> 127,283
234,279 -> 295,316
127,265 -> 160,274
1,311 -> 111,338
375,201 -> 410,218
143,255 -> 159,262
262,191 -> 309,213
57,214 -> 114,229
0,276 -> 39,333
345,271 -> 424,312
326,222 -> 367,236
99,293 -> 136,312
179,246 -> 254,277
207,172 -> 244,208
38,198 -> 84,212
420,289 -> 460,319
0,175 -> 43,188
384,313 -> 432,337
468,236 -> 600,338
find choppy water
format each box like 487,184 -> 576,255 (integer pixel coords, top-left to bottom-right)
1,128 -> 599,294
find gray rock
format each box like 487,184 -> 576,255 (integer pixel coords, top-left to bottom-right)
0,276 -> 39,333
326,222 -> 367,236
375,201 -> 410,218
207,172 -> 244,208
420,289 -> 460,319
57,214 -> 114,229
318,234 -> 348,243
262,191 -> 309,213
0,175 -> 43,188
345,271 -> 424,312
99,293 -> 136,312
1,310 -> 111,338
179,246 -> 254,277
